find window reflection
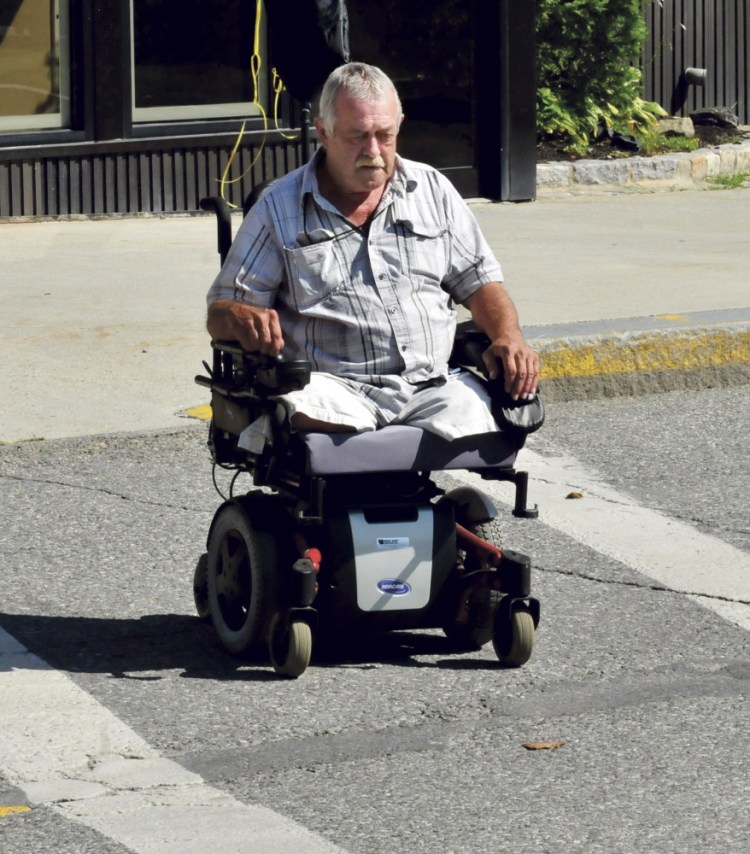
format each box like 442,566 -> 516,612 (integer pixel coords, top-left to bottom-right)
0,0 -> 69,132
131,0 -> 265,122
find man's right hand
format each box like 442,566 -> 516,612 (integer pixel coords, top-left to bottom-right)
206,300 -> 284,355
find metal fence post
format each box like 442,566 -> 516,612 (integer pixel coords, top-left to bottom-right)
474,0 -> 537,201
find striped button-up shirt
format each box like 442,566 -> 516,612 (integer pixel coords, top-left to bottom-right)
207,152 -> 504,385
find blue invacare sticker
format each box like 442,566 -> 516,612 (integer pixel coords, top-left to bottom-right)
376,579 -> 411,596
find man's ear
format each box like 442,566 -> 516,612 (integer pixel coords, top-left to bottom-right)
314,118 -> 329,146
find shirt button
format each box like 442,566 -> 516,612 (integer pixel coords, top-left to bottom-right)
389,307 -> 397,314
379,274 -> 387,280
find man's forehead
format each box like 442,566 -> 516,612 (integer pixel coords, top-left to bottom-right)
334,92 -> 401,127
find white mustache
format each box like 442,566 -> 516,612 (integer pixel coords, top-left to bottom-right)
355,156 -> 386,168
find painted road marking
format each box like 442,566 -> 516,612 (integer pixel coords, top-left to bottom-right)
471,449 -> 750,631
0,805 -> 31,816
0,629 -> 348,854
183,403 -> 211,421
537,327 -> 750,380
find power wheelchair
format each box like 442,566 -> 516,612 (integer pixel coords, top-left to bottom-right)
193,194 -> 543,678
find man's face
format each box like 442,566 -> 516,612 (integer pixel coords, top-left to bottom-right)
316,89 -> 402,196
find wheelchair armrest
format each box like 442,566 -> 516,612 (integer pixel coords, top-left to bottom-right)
449,320 -> 491,377
196,340 -> 311,398
449,321 -> 545,438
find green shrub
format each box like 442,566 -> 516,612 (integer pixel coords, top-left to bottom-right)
537,0 -> 664,148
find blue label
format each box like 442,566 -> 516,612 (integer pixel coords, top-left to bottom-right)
377,579 -> 411,596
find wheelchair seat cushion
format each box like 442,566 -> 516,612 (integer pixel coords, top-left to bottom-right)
298,424 -> 520,475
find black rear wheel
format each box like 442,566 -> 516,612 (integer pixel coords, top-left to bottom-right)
206,495 -> 287,656
193,552 -> 211,622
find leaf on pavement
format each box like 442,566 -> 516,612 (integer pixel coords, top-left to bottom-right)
523,739 -> 567,751
565,491 -> 584,499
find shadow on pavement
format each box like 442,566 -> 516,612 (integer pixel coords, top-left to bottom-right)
0,612 -> 503,678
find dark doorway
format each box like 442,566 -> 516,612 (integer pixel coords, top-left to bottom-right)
346,0 -> 477,195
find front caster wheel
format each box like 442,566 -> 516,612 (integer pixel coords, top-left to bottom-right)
193,552 -> 211,622
493,605 -> 535,667
269,614 -> 312,678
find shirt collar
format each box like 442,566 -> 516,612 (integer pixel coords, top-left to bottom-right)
299,148 -> 325,207
384,156 -> 419,202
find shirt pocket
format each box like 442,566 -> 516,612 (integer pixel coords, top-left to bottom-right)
283,242 -> 344,312
396,219 -> 449,285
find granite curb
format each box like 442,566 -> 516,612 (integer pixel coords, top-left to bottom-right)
537,135 -> 750,194
525,310 -> 750,401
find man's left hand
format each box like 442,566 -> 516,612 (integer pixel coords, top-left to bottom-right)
482,337 -> 540,401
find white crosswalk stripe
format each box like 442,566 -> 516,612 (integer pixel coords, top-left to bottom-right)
0,629 -> 347,854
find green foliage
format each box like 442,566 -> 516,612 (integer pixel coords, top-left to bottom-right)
537,0 -> 663,148
638,129 -> 700,156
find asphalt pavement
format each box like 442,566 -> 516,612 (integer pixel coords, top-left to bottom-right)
2,140 -> 749,442
1,386 -> 749,853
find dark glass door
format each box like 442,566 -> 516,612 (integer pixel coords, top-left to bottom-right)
346,0 -> 477,195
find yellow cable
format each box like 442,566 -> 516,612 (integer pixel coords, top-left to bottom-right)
219,0 -> 269,206
272,68 -> 299,140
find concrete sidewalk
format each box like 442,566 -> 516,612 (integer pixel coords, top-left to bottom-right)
2,151 -> 749,442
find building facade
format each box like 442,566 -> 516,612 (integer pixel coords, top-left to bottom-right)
0,0 -> 535,219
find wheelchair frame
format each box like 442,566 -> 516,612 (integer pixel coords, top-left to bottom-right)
193,195 -> 541,678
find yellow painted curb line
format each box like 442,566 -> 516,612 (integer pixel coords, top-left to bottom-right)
538,329 -> 750,380
183,403 -> 212,421
0,806 -> 31,817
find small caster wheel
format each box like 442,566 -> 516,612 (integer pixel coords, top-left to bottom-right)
269,614 -> 312,678
193,552 -> 211,622
493,604 -> 535,667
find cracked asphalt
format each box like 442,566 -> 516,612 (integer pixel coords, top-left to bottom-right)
1,384 -> 749,852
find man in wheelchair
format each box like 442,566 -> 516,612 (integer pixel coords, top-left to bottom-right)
197,63 -> 542,677
206,62 -> 539,439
